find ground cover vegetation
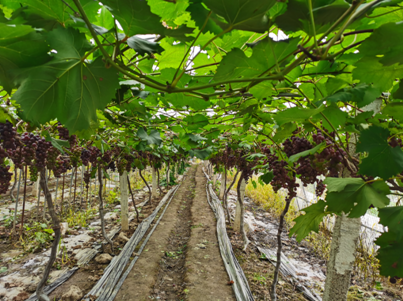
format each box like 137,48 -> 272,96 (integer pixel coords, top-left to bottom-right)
0,0 -> 403,300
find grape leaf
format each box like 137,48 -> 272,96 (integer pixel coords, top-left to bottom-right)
320,103 -> 348,132
166,94 -> 211,111
376,232 -> 403,277
190,148 -> 212,159
214,37 -> 299,82
0,23 -> 50,92
147,0 -> 189,22
102,0 -> 193,39
358,22 -> 403,66
273,123 -> 297,142
378,206 -> 403,240
127,36 -> 164,56
393,80 -> 403,99
353,56 -> 403,92
101,0 -> 165,36
324,177 -> 390,218
12,27 -> 119,132
186,2 -> 222,34
356,126 -> 403,179
137,128 -> 162,145
1,0 -> 100,24
259,171 -> 274,184
44,131 -> 70,153
288,142 -> 325,163
275,0 -> 350,34
289,200 -> 328,242
382,103 -> 403,123
325,84 -> 381,108
202,0 -> 276,32
274,106 -> 324,126
184,114 -> 209,131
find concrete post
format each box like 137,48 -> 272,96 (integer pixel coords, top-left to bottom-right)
119,171 -> 129,231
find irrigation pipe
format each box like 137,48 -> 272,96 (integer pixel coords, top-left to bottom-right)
107,182 -> 183,301
83,179 -> 183,301
202,168 -> 254,301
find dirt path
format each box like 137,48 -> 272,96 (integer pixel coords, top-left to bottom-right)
116,164 -> 235,300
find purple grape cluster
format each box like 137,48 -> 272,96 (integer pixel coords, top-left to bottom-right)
0,120 -> 17,150
35,138 -> 52,169
57,123 -> 69,140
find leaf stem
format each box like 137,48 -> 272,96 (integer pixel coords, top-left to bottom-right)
171,11 -> 212,88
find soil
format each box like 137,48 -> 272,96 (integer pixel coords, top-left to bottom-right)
115,164 -> 235,301
48,191 -> 166,300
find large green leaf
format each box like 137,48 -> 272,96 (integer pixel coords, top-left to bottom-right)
214,37 -> 299,82
379,206 -> 403,240
184,114 -> 209,131
137,128 -> 162,145
202,0 -> 276,32
0,23 -> 50,92
102,0 -> 165,36
186,2 -> 222,34
190,148 -> 212,159
275,0 -> 350,34
12,27 -> 119,132
1,0 -> 99,24
259,171 -> 274,184
356,126 -> 403,179
319,103 -> 348,132
147,0 -> 189,22
288,142 -> 325,163
274,106 -> 324,126
324,177 -> 390,218
325,84 -> 381,108
376,232 -> 403,277
289,200 -> 328,242
382,103 -> 403,123
358,22 -> 403,66
102,0 -> 193,39
353,57 -> 403,92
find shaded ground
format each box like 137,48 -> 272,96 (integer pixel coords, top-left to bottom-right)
116,164 -> 235,301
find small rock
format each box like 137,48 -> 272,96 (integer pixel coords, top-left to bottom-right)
26,283 -> 37,293
196,244 -> 206,249
60,222 -> 69,236
95,253 -> 113,264
89,276 -> 100,281
62,285 -> 83,301
104,212 -> 118,221
12,292 -> 29,301
117,232 -> 129,243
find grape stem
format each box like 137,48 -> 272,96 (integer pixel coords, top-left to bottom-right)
127,173 -> 140,223
270,195 -> 292,301
139,169 -> 152,205
19,165 -> 28,238
224,170 -> 240,225
36,168 -> 61,301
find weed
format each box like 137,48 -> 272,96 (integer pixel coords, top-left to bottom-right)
252,273 -> 267,285
21,222 -> 54,252
64,207 -> 97,228
191,223 -> 203,229
2,212 -> 19,228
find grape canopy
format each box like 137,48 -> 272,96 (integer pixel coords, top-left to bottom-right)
0,0 -> 403,295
